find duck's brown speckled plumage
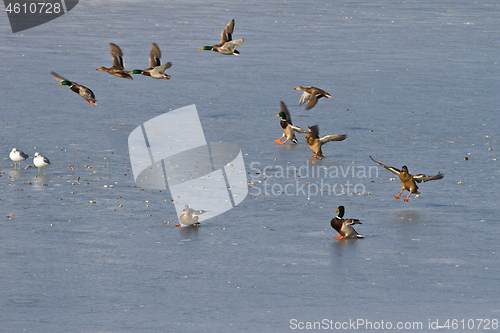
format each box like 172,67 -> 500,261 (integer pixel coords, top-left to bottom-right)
370,156 -> 444,202
304,125 -> 347,158
293,86 -> 332,110
95,43 -> 133,79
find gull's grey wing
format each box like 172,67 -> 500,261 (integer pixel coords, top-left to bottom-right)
192,210 -> 208,217
319,134 -> 347,144
370,156 -> 401,176
413,172 -> 444,183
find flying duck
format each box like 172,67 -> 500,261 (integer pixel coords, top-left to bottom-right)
293,86 -> 332,110
304,125 -> 347,158
370,156 -> 444,202
200,19 -> 244,55
95,43 -> 133,79
51,72 -> 96,106
128,43 -> 172,79
274,101 -> 307,144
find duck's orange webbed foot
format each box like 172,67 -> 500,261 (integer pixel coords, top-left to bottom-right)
334,235 -> 346,239
309,154 -> 318,158
394,194 -> 401,199
175,223 -> 181,227
404,198 -> 410,202
274,139 -> 283,144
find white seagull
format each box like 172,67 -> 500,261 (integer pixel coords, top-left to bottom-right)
175,205 -> 208,227
33,152 -> 51,175
9,148 -> 29,169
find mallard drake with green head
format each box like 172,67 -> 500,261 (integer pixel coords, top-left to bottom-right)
370,156 -> 444,202
293,86 -> 332,110
95,43 -> 133,79
331,206 -> 364,239
274,101 -> 307,144
304,125 -> 347,158
200,19 -> 244,55
129,43 -> 172,79
51,72 -> 96,106
175,205 -> 208,227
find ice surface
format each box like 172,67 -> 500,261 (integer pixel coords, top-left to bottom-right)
0,0 -> 499,332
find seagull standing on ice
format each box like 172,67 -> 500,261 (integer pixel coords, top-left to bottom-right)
33,152 -> 51,176
175,205 -> 208,227
9,148 -> 29,169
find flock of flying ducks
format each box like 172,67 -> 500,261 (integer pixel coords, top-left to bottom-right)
8,20 -> 244,177
49,19 -> 244,107
8,19 -> 445,235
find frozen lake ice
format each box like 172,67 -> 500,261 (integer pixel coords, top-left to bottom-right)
1,0 -> 499,331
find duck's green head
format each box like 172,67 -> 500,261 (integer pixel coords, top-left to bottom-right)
57,80 -> 72,86
128,69 -> 143,75
200,46 -> 213,50
334,205 -> 345,218
275,112 -> 287,119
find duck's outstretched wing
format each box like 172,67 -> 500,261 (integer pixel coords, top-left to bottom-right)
151,62 -> 172,75
290,125 -> 308,133
279,101 -> 293,124
51,71 -> 68,82
299,91 -> 311,106
110,43 -> 125,69
149,43 -> 162,68
413,172 -> 444,183
308,125 -> 320,139
370,156 -> 401,176
305,93 -> 318,110
319,134 -> 347,144
220,19 -> 235,45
